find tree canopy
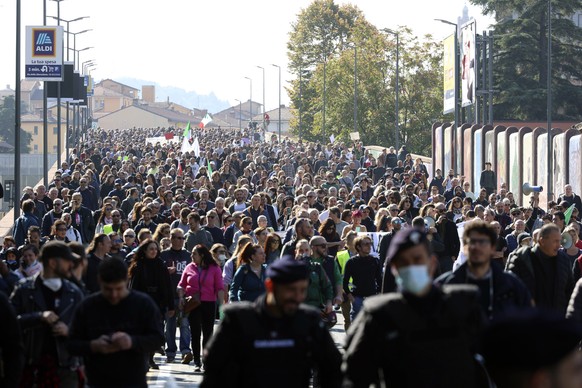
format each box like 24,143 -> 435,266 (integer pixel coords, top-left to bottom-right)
470,0 -> 582,120
286,0 -> 445,156
0,95 -> 32,153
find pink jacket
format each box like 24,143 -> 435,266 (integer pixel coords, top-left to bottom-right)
178,262 -> 223,302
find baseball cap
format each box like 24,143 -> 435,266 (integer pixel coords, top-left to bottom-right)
114,179 -> 123,185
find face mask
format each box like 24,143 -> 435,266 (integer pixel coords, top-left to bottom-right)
395,265 -> 431,295
23,260 -> 42,277
218,254 -> 227,265
42,278 -> 63,292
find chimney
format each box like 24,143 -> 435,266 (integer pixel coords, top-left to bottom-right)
142,85 -> 155,103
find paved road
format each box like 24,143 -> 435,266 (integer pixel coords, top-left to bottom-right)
146,313 -> 348,387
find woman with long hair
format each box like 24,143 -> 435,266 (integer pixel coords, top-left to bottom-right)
263,233 -> 282,265
153,223 -> 171,243
222,235 -> 254,299
128,239 -> 174,369
95,203 -> 114,234
49,219 -> 70,242
318,218 -> 343,258
229,243 -> 266,303
177,244 -> 224,371
447,196 -> 464,223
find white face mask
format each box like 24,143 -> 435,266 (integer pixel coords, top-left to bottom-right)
395,265 -> 431,295
218,254 -> 227,265
42,277 -> 63,292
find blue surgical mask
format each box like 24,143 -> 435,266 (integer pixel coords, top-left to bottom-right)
395,265 -> 431,295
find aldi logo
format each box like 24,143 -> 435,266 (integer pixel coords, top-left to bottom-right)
32,28 -> 56,57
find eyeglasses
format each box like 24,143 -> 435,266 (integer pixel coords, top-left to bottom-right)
114,239 -> 123,243
466,238 -> 490,246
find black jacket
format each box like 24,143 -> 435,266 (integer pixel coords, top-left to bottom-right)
63,205 -> 95,244
202,296 -> 341,388
506,245 -> 574,314
343,285 -> 484,388
10,276 -> 84,367
435,261 -> 532,319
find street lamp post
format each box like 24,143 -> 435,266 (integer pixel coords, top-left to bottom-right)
257,66 -> 265,130
347,44 -> 358,135
14,0 -> 21,219
50,0 -> 64,169
547,0 -> 553,205
435,19 -> 459,173
51,17 -> 89,162
43,0 -> 49,186
244,77 -> 252,128
382,29 -> 400,151
234,99 -> 242,131
271,64 -> 281,142
299,66 -> 303,142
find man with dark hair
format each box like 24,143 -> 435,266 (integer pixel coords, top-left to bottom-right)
160,228 -> 192,364
202,259 -> 341,387
436,221 -> 532,319
13,199 -> 40,246
343,228 -> 484,387
506,224 -> 574,314
68,258 -> 165,387
480,162 -> 496,196
10,241 -> 84,387
280,218 -> 314,259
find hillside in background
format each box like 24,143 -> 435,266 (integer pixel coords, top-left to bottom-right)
116,77 -> 230,113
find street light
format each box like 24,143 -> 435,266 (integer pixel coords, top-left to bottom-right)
435,19 -> 459,172
49,16 -> 89,61
50,0 -> 64,169
546,0 -> 553,205
68,46 -> 93,70
271,64 -> 281,142
14,0 -> 21,219
234,99 -> 242,131
382,28 -> 400,151
65,29 -> 92,68
244,77 -> 252,127
346,43 -> 358,136
256,66 -> 265,129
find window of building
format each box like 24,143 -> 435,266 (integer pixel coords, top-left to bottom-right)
34,145 -> 38,152
53,127 -> 58,135
34,126 -> 38,135
53,146 -> 58,153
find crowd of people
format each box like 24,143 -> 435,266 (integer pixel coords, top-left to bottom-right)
2,124 -> 582,387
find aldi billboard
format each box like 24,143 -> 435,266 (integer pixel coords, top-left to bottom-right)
25,26 -> 64,81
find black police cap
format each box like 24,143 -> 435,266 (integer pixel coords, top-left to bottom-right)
266,258 -> 309,284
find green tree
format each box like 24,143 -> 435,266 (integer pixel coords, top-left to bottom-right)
0,95 -> 32,153
287,0 -> 444,156
470,0 -> 582,120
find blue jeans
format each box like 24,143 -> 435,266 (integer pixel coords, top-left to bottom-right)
165,299 -> 192,357
350,296 -> 365,323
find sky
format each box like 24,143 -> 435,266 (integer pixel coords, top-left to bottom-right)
0,0 -> 495,112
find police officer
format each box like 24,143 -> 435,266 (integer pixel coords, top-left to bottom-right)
201,259 -> 342,388
343,228 -> 485,388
